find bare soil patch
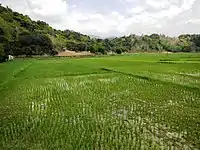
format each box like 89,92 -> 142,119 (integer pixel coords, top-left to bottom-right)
57,50 -> 94,57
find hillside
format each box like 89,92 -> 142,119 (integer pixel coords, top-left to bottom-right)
0,4 -> 104,61
0,4 -> 200,62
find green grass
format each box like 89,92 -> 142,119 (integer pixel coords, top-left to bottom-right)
0,53 -> 200,149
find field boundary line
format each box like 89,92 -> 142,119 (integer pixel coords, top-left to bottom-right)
0,62 -> 33,91
100,68 -> 200,90
14,71 -> 115,80
13,62 -> 33,78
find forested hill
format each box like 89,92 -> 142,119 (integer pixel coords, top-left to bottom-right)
0,4 -> 98,61
1,4 -> 200,62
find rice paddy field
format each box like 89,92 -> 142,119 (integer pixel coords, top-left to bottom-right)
0,53 -> 200,149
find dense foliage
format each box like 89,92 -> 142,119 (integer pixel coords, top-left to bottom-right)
107,34 -> 200,53
0,4 -> 200,61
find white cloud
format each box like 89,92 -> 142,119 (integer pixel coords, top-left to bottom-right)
146,0 -> 171,9
30,0 -> 68,19
127,6 -> 145,14
186,19 -> 200,24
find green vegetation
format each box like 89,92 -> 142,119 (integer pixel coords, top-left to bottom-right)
1,4 -> 200,62
0,53 -> 200,149
1,4 -> 200,149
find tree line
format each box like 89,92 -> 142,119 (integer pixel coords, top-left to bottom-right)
0,4 -> 200,62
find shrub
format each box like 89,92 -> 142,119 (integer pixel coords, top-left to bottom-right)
116,48 -> 122,54
0,44 -> 7,62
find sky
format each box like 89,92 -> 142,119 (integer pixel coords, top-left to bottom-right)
0,0 -> 200,37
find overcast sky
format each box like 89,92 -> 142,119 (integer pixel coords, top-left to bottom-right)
1,0 -> 200,37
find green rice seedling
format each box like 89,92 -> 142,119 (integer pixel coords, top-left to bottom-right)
0,53 -> 200,149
